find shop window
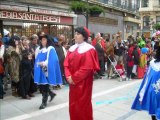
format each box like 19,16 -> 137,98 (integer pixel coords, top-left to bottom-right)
4,26 -> 22,37
143,16 -> 150,29
22,23 -> 42,37
141,0 -> 149,7
157,16 -> 160,24
4,23 -> 73,40
50,25 -> 73,41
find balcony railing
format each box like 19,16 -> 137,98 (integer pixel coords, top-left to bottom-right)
89,0 -> 139,13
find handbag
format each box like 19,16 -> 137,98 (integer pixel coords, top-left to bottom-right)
0,59 -> 4,74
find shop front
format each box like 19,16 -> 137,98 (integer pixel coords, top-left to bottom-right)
0,4 -> 77,40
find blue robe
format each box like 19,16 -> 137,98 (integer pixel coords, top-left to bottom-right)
131,59 -> 160,119
34,46 -> 62,85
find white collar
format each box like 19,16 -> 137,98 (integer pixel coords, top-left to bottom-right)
150,59 -> 160,72
69,42 -> 95,54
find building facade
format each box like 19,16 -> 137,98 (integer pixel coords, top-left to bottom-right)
0,0 -> 76,40
0,0 -> 140,40
139,0 -> 160,38
78,0 -> 141,40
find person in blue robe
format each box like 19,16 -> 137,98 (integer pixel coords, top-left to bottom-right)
131,46 -> 160,120
34,35 -> 62,109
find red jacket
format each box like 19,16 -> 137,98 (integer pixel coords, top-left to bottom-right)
127,46 -> 134,67
92,38 -> 106,51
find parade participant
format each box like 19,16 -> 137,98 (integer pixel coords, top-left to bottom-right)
64,27 -> 100,120
131,46 -> 160,120
34,35 -> 62,109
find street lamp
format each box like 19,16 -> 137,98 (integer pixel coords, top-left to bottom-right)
80,0 -> 89,28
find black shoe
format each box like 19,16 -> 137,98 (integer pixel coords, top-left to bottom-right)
39,103 -> 47,109
100,74 -> 105,76
49,91 -> 56,102
0,96 -> 3,99
39,92 -> 48,109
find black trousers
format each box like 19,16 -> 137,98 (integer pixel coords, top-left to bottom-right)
39,84 -> 49,93
127,66 -> 133,78
98,58 -> 105,75
151,116 -> 157,120
0,74 -> 3,97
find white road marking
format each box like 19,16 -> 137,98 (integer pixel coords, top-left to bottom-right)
5,80 -> 141,120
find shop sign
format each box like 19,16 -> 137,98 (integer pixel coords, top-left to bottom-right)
30,8 -> 76,17
0,11 -> 60,23
0,4 -> 28,12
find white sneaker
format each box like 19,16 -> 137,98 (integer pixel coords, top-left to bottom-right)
129,78 -> 132,81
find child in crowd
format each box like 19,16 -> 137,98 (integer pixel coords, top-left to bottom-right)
19,50 -> 32,99
115,60 -> 126,80
137,47 -> 148,79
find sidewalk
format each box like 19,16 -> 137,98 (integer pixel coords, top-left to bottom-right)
0,79 -> 151,120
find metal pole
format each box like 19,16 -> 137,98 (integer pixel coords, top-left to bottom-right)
0,20 -> 3,37
86,0 -> 89,28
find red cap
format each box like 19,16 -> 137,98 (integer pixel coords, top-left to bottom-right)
83,27 -> 90,38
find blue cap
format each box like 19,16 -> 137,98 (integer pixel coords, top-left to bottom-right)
141,47 -> 149,54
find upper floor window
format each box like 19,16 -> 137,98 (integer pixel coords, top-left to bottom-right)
156,16 -> 160,24
141,0 -> 149,7
143,16 -> 150,29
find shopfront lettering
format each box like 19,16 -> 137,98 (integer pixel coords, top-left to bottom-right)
0,11 -> 60,23
30,8 -> 76,17
0,5 -> 28,12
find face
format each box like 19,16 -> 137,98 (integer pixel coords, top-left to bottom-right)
74,32 -> 84,44
96,33 -> 101,39
117,36 -> 121,43
41,37 -> 47,47
88,37 -> 92,43
32,38 -> 38,45
59,35 -> 65,42
15,40 -> 19,45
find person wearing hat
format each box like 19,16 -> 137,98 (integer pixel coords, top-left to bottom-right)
64,27 -> 100,120
131,46 -> 160,120
2,29 -> 10,48
34,35 -> 62,109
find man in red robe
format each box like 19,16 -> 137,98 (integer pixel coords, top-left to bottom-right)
64,27 -> 100,120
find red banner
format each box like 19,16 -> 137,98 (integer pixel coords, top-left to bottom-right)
0,11 -> 60,23
0,11 -> 74,24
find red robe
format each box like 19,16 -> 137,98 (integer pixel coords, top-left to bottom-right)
64,42 -> 100,120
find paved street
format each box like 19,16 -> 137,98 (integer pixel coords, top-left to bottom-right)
0,78 -> 151,120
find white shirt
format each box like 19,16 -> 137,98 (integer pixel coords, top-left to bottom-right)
0,45 -> 5,60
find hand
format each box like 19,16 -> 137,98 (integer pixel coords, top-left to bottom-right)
38,62 -> 44,67
140,101 -> 142,105
28,54 -> 32,60
67,76 -> 75,85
